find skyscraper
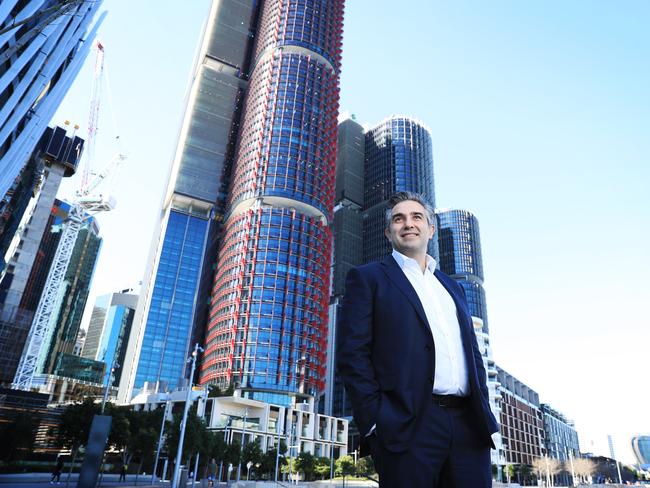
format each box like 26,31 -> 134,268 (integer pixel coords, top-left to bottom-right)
118,0 -> 260,403
363,116 -> 436,264
325,116 -> 364,417
200,0 -> 345,407
84,290 -> 137,387
631,435 -> 650,469
436,209 -> 489,333
0,0 -> 105,199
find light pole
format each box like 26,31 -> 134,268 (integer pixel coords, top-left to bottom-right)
567,448 -> 576,487
236,407 -> 249,481
151,397 -> 171,485
274,423 -> 284,482
100,359 -> 119,414
171,343 -> 203,488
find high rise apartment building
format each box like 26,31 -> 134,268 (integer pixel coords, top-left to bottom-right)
200,0 -> 345,407
541,403 -> 580,465
363,117 -> 436,263
84,290 -> 138,387
0,0 -> 104,199
118,1 -> 260,403
436,209 -> 489,333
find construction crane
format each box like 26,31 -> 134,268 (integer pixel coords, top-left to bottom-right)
12,41 -> 125,391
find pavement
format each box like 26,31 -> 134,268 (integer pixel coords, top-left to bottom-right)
0,474 -> 380,488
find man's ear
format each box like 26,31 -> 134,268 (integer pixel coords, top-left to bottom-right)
384,227 -> 392,242
428,224 -> 435,240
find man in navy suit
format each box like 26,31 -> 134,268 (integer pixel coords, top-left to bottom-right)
336,191 -> 498,487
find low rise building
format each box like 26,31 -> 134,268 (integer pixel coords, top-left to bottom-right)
497,366 -> 545,466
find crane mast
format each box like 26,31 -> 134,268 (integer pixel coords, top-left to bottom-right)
12,41 -> 124,391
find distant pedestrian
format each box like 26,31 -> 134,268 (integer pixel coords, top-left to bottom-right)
50,456 -> 64,484
119,463 -> 128,482
208,458 -> 217,487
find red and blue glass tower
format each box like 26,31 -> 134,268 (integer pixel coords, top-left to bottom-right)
200,0 -> 345,405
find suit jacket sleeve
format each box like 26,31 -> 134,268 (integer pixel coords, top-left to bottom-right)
336,267 -> 380,436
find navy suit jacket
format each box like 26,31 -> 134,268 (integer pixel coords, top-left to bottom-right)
336,255 -> 499,454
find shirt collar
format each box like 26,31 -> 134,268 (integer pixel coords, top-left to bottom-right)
392,249 -> 437,274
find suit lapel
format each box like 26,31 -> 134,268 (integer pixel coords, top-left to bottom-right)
380,255 -> 431,333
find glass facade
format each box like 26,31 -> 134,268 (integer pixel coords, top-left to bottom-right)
203,208 -> 330,403
436,209 -> 489,333
133,210 -> 208,392
53,353 -> 104,384
119,1 -> 259,402
363,117 -> 436,263
84,292 -> 137,387
200,0 -> 344,406
632,436 -> 650,468
0,0 -> 103,200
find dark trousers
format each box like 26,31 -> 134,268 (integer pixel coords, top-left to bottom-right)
369,402 -> 491,488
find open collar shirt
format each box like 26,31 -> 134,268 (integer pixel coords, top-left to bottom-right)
392,249 -> 469,396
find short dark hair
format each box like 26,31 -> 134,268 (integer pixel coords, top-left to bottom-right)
385,191 -> 435,227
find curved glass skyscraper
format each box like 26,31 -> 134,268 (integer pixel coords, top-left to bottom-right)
200,0 -> 344,406
632,436 -> 650,469
363,117 -> 436,263
436,209 -> 489,333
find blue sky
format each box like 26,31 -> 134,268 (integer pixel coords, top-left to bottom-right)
54,1 -> 649,463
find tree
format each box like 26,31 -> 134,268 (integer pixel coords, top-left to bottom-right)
573,457 -> 597,485
519,464 -> 533,485
224,440 -> 241,467
126,408 -> 162,482
504,464 -> 515,484
296,451 -> 316,481
532,457 -> 547,484
335,455 -> 356,484
259,440 -> 287,479
355,456 -> 376,478
164,409 -> 208,467
242,438 -> 263,479
547,457 -> 562,486
314,457 -> 332,480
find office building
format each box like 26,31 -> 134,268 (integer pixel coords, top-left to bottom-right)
0,0 -> 104,199
497,366 -> 546,465
436,208 -> 489,333
10,198 -> 102,379
84,290 -> 138,387
363,116 -> 436,264
331,117 -> 364,298
200,0 -> 345,407
117,1 -> 260,404
324,117 -> 363,421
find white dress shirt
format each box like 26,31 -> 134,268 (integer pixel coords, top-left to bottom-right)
392,250 -> 469,396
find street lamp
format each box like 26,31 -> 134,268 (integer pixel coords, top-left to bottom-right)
151,396 -> 171,485
100,359 -> 119,414
171,343 -> 203,488
236,407 -> 249,482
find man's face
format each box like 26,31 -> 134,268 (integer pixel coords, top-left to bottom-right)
384,200 -> 435,258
